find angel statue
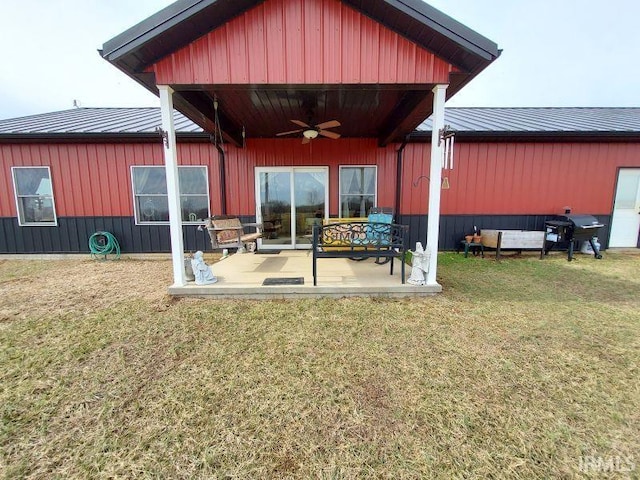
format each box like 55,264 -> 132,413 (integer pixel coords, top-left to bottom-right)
191,251 -> 217,285
407,242 -> 430,286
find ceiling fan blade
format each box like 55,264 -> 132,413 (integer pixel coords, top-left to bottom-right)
276,129 -> 304,137
315,120 -> 341,130
302,136 -> 312,145
291,120 -> 311,128
318,129 -> 341,140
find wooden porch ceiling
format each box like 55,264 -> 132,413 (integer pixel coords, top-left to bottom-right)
172,84 -> 436,147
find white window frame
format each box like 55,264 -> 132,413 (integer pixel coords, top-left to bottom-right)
338,165 -> 378,218
130,165 -> 211,225
11,166 -> 58,227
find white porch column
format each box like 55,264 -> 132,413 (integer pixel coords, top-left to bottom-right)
426,84 -> 448,286
158,85 -> 186,287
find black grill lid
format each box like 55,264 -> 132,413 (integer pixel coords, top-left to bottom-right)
556,214 -> 604,228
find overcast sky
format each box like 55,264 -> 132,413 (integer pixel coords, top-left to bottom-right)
1,0 -> 638,120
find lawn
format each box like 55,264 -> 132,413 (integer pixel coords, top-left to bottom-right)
1,252 -> 638,479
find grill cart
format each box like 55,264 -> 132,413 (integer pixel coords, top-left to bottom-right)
543,214 -> 604,261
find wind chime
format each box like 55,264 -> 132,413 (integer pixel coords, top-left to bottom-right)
439,125 -> 455,189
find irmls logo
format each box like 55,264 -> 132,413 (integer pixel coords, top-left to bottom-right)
578,455 -> 636,473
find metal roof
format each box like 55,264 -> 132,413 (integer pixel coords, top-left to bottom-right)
417,107 -> 640,135
1,107 -> 639,139
0,108 -> 202,135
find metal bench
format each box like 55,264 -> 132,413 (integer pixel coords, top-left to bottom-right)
312,221 -> 409,286
322,210 -> 394,263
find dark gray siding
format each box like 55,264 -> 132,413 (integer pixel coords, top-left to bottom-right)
0,217 -> 210,254
399,214 -> 612,251
0,214 -> 612,254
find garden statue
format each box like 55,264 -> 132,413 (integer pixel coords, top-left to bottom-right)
191,251 -> 217,285
407,242 -> 430,286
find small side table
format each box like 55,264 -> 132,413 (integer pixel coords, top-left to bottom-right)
460,241 -> 484,258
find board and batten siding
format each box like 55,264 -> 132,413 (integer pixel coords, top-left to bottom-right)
400,141 -> 640,216
0,143 -> 221,218
223,138 -> 398,215
3,140 -> 639,219
2,138 -> 639,253
150,0 -> 455,85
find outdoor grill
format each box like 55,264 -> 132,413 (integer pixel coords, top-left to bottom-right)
543,214 -> 604,261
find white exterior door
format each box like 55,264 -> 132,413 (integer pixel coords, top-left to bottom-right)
609,168 -> 640,248
255,167 -> 328,250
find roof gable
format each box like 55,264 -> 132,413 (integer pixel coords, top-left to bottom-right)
102,0 -> 499,86
100,0 -> 502,144
151,0 -> 456,85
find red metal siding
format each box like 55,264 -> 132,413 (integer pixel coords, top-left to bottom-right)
151,0 -> 454,85
4,140 -> 639,221
401,141 -> 640,215
0,143 -> 220,217
399,144 -> 429,215
223,138 -> 397,215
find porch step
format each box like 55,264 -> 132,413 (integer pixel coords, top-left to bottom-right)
168,283 -> 442,299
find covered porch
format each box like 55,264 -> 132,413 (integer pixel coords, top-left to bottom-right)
101,0 -> 500,294
169,250 -> 441,299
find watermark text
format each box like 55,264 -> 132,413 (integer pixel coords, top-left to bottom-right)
578,455 -> 635,473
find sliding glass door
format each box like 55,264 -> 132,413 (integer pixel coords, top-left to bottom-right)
256,167 -> 328,249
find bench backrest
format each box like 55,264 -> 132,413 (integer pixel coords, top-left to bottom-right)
368,212 -> 393,224
481,229 -> 545,249
211,217 -> 243,244
314,221 -> 407,249
366,212 -> 392,242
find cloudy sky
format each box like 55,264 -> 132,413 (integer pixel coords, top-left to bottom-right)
1,0 -> 638,120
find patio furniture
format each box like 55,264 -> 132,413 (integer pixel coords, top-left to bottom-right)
458,240 -> 484,258
312,221 -> 409,285
481,229 -> 545,260
322,208 -> 395,263
204,216 -> 262,251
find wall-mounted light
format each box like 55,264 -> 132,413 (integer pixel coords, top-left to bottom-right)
303,129 -> 319,140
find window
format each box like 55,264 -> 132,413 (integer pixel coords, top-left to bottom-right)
12,167 -> 57,226
131,166 -> 210,224
339,166 -> 377,217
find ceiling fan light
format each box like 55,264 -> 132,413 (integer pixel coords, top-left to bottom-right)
302,129 -> 319,139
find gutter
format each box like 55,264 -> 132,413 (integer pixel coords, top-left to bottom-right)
395,136 -> 410,218
407,130 -> 640,143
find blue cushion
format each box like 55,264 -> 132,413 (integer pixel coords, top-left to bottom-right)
364,213 -> 393,244
368,213 -> 393,224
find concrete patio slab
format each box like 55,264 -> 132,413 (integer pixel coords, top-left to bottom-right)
169,250 -> 441,299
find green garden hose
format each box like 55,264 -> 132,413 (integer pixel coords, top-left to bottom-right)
89,231 -> 121,260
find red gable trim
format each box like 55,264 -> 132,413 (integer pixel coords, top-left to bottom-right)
151,0 -> 456,85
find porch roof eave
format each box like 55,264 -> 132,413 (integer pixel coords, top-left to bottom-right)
101,0 -> 500,75
100,0 -> 500,145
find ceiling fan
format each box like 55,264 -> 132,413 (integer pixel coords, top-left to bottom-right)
276,119 -> 341,144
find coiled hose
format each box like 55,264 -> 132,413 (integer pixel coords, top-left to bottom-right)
89,231 -> 121,260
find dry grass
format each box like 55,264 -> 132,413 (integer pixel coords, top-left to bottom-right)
0,252 -> 639,479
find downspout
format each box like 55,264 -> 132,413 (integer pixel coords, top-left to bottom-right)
395,136 -> 410,219
210,135 -> 227,215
